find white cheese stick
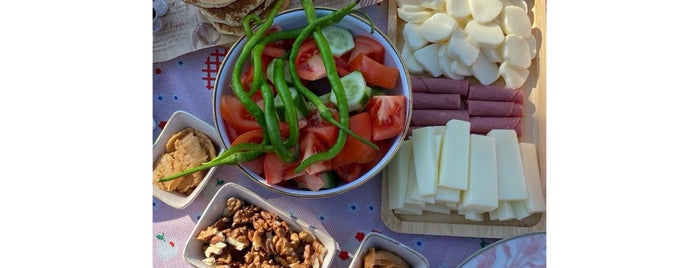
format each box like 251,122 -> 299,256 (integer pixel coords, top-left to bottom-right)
424,203 -> 452,214
487,129 -> 528,201
496,201 -> 516,220
387,141 -> 412,210
394,205 -> 424,215
488,210 -> 499,221
463,211 -> 484,221
458,134 -> 498,212
438,120 -> 471,190
511,200 -> 532,220
519,142 -> 546,213
436,186 -> 461,203
412,126 -> 439,196
406,150 -> 434,207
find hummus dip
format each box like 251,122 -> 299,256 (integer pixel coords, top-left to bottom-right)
153,127 -> 217,195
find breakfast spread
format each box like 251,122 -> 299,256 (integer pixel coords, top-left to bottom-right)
152,127 -> 217,194
195,197 -> 327,267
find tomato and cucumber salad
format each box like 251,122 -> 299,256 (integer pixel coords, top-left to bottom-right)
221,24 -> 406,191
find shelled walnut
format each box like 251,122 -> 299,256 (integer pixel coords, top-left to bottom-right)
196,197 -> 326,267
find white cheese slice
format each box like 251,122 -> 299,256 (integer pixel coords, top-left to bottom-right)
438,120 -> 471,190
469,0 -> 503,23
419,13 -> 458,43
500,6 -> 532,38
501,35 -> 531,69
405,148 -> 434,207
488,210 -> 499,221
401,43 -> 424,74
519,142 -> 546,213
458,134 -> 498,213
499,61 -> 529,89
470,51 -> 500,85
487,129 -> 528,201
438,45 -> 465,80
496,201 -> 516,220
447,28 -> 480,67
422,0 -> 445,10
387,140 -> 412,210
481,46 -> 502,63
414,43 -> 443,77
436,186 -> 461,203
450,60 -> 472,76
465,20 -> 504,48
446,0 -> 471,20
524,35 -> 537,60
397,0 -> 424,7
397,6 -> 433,24
403,22 -> 429,51
412,126 -> 439,196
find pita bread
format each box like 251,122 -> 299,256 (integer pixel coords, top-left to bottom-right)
183,0 -> 237,9
209,0 -> 289,36
198,0 -> 267,26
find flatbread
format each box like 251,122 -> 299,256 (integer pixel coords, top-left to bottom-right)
183,0 -> 238,9
199,0 -> 267,26
209,0 -> 289,36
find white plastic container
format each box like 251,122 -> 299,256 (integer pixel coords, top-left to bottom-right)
184,183 -> 338,267
349,232 -> 429,268
152,110 -> 223,209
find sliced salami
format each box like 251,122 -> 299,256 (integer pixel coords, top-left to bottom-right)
466,100 -> 523,117
413,92 -> 462,110
468,84 -> 524,104
411,77 -> 469,97
469,116 -> 522,136
411,110 -> 469,126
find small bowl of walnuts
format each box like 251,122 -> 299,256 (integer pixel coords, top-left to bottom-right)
183,183 -> 337,267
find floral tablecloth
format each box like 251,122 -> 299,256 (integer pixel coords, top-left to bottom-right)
152,3 -> 541,267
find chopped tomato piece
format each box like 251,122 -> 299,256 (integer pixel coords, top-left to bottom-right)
361,139 -> 392,172
231,129 -> 264,146
242,157 -> 265,176
334,56 -> 350,77
332,112 -> 377,168
295,39 -> 327,81
220,95 -> 261,134
263,153 -> 303,185
294,173 -> 325,191
348,35 -> 385,64
263,46 -> 286,58
348,52 -> 399,89
334,163 -> 363,183
365,95 -> 407,140
299,126 -> 337,175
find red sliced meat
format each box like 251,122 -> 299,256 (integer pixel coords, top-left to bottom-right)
470,117 -> 522,136
466,100 -> 523,117
468,84 -> 524,104
413,92 -> 462,110
410,110 -> 469,126
411,77 -> 469,97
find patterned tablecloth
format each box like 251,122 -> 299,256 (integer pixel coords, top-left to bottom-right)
152,3 -> 543,267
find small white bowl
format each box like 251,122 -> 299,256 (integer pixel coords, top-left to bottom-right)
184,183 -> 338,267
152,110 -> 223,209
349,232 -> 428,268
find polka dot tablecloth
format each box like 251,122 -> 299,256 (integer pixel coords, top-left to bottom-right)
152,4 -> 516,267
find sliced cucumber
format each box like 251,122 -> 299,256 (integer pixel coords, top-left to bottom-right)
321,25 -> 355,57
330,71 -> 370,112
368,86 -> 386,97
274,87 -> 309,122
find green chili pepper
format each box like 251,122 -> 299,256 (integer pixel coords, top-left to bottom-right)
157,151 -> 264,183
271,58 -> 300,150
261,81 -> 297,162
